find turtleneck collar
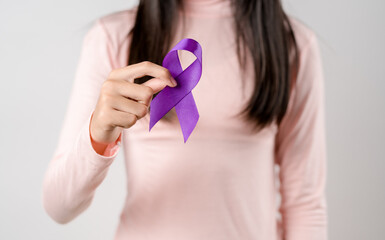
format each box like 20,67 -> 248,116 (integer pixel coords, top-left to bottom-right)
181,0 -> 233,18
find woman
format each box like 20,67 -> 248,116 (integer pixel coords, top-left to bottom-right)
42,0 -> 328,239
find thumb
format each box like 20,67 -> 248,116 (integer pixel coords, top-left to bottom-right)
142,77 -> 177,94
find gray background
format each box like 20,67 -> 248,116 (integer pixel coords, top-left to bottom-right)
0,0 -> 384,239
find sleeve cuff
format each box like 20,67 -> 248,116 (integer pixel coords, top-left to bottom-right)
88,112 -> 122,157
76,111 -> 122,165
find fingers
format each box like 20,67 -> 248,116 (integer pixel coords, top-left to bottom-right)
109,61 -> 177,88
142,77 -> 177,94
111,80 -> 154,106
99,61 -> 179,130
110,95 -> 149,119
110,110 -> 138,129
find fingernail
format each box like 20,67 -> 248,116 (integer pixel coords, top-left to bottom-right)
171,77 -> 178,87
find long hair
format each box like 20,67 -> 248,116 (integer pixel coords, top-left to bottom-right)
128,0 -> 299,130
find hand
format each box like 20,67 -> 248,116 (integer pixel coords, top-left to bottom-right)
90,61 -> 177,144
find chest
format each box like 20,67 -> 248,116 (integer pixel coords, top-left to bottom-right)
123,16 -> 278,141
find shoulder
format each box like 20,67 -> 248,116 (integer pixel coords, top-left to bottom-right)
81,6 -> 138,67
286,14 -> 318,53
286,15 -> 324,106
96,6 -> 139,49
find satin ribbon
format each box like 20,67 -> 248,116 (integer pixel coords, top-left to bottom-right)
149,38 -> 203,142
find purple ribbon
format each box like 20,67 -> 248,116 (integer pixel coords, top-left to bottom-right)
149,38 -> 203,143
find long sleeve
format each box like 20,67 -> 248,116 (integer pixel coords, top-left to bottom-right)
41,19 -> 122,224
274,32 -> 328,240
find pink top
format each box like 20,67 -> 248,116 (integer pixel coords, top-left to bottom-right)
41,1 -> 328,239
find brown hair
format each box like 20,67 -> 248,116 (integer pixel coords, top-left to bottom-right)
128,0 -> 299,130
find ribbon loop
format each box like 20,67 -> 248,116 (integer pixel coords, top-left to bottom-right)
149,38 -> 203,142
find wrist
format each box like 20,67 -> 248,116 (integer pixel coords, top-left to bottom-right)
89,111 -> 122,156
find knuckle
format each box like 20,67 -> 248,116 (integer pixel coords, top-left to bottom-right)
142,86 -> 154,99
138,105 -> 148,118
99,94 -> 112,106
141,61 -> 151,68
162,68 -> 171,78
101,79 -> 114,93
126,114 -> 137,127
122,65 -> 132,73
108,69 -> 118,79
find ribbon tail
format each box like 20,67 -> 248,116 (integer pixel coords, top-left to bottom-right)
175,92 -> 199,143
